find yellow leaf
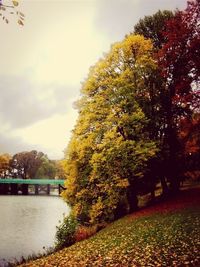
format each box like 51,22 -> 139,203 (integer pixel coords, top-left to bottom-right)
18,19 -> 24,26
12,0 -> 19,6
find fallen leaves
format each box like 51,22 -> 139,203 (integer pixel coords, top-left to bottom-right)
19,188 -> 200,267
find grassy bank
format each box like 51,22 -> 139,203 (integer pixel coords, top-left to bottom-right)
19,188 -> 200,267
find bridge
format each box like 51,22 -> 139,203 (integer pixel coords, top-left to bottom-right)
0,178 -> 65,196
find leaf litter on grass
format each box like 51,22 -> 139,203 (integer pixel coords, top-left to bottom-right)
19,188 -> 200,267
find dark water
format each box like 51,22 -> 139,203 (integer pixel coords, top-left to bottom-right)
0,195 -> 70,265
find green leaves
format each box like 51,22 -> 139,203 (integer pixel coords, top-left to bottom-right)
134,10 -> 174,49
55,215 -> 79,250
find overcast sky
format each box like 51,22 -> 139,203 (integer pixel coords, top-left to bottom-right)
0,0 -> 187,159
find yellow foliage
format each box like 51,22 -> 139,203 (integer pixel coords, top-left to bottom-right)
62,33 -> 158,225
0,153 -> 11,177
116,179 -> 129,188
89,197 -> 104,224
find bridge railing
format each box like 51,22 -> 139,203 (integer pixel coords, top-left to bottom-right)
0,178 -> 65,195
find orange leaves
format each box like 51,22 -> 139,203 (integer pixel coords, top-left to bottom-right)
179,115 -> 200,155
74,225 -> 97,242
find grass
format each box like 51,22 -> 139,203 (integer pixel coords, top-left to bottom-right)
18,187 -> 200,267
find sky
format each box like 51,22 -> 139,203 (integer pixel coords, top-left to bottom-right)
0,0 -> 187,159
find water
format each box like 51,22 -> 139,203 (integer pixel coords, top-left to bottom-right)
0,195 -> 70,265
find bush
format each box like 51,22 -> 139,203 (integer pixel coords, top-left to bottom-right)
74,225 -> 98,242
55,214 -> 79,250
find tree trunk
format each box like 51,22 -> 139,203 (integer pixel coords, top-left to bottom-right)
160,176 -> 169,195
127,184 -> 138,213
165,107 -> 180,195
150,188 -> 155,201
169,176 -> 180,194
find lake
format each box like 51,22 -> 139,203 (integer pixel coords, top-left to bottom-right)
0,195 -> 70,266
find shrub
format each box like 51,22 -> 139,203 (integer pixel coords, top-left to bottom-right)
74,225 -> 98,242
55,214 -> 79,250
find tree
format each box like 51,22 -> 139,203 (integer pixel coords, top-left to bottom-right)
0,0 -> 24,25
132,11 -> 176,194
54,159 -> 67,180
134,10 -> 174,49
157,0 -> 200,192
62,34 -> 158,225
0,153 -> 11,178
35,157 -> 57,179
178,113 -> 200,181
132,2 -> 200,194
9,150 -> 44,179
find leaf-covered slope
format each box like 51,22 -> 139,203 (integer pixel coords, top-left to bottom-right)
20,188 -> 200,267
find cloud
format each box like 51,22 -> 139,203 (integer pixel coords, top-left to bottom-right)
0,131 -> 42,157
13,112 -> 78,159
95,0 -> 140,41
0,75 -> 79,129
95,0 -> 187,42
0,0 -> 107,86
0,110 -> 78,159
0,0 -> 188,159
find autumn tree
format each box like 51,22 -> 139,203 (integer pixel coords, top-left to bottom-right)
35,157 -> 57,179
9,150 -> 44,179
54,159 -> 67,180
178,113 -> 200,181
62,35 -> 158,225
134,10 -> 174,49
131,2 -> 200,194
131,10 -> 176,194
0,153 -> 11,178
157,0 -> 200,192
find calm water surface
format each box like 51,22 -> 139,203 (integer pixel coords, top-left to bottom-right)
0,195 -> 70,265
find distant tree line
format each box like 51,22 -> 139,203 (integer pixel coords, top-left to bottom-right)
61,0 -> 200,228
0,151 -> 66,180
